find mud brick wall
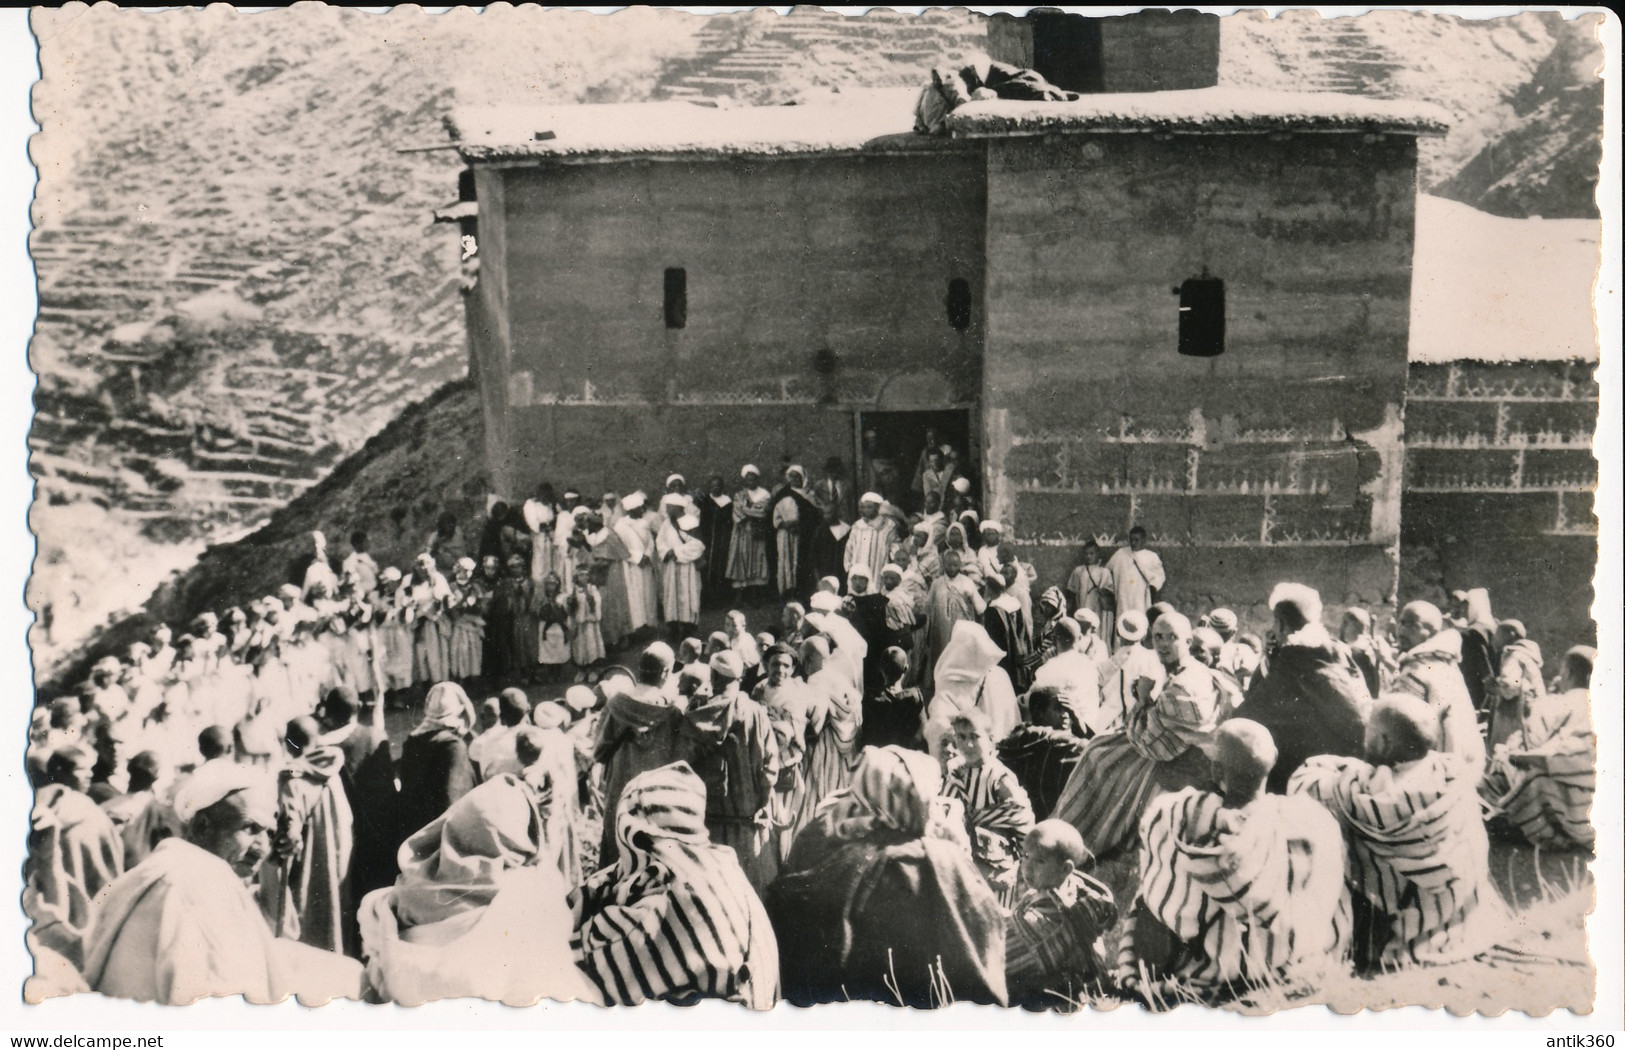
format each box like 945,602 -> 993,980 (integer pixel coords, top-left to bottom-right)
984,131 -> 1418,629
471,151 -> 987,497
1402,359 -> 1599,652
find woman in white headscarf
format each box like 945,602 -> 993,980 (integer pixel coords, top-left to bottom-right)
923,621 -> 1019,759
358,775 -> 594,1006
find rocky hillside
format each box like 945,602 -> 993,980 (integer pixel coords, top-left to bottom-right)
28,6 -> 1603,679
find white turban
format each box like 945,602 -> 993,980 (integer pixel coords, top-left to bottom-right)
665,473 -> 686,488
621,492 -> 647,512
980,520 -> 1003,532
173,763 -> 273,824
808,591 -> 843,613
740,464 -> 760,478
952,477 -> 971,493
859,492 -> 884,505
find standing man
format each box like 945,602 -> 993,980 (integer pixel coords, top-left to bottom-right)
844,492 -> 898,589
1105,527 -> 1164,632
1067,540 -> 1116,647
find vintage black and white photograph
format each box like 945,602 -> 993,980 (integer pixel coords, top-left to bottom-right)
14,2 -> 1615,1021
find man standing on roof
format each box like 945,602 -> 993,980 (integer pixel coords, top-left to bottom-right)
1105,527 -> 1164,634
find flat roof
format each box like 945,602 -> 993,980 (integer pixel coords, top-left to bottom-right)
1410,194 -> 1599,363
449,86 -> 1449,162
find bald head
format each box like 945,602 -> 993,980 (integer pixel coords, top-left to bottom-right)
1022,819 -> 1093,890
1215,720 -> 1277,805
1365,694 -> 1439,766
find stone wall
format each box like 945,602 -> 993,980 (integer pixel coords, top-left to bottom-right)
1401,359 -> 1599,653
477,151 -> 987,496
984,131 -> 1419,628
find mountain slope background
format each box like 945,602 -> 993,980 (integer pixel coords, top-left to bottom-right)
27,6 -> 1604,681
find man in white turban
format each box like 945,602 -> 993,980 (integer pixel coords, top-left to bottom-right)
843,492 -> 898,592
81,763 -> 361,1005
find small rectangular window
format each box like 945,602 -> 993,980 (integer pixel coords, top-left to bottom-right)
946,278 -> 972,331
1178,274 -> 1224,357
664,267 -> 687,330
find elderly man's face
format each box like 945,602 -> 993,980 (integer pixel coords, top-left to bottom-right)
192,789 -> 274,881
1150,619 -> 1187,666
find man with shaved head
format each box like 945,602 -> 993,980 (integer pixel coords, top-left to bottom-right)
1291,695 -> 1500,972
1052,610 -> 1237,858
1234,583 -> 1370,794
1389,600 -> 1485,776
81,764 -> 361,1004
1117,719 -> 1347,1005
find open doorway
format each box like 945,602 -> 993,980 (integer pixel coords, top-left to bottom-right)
857,408 -> 973,515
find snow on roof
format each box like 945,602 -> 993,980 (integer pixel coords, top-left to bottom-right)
946,88 -> 1451,137
449,87 -> 1447,162
1410,195 -> 1600,363
449,89 -> 928,161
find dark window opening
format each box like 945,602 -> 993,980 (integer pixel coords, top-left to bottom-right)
946,278 -> 972,331
1031,10 -> 1105,94
457,169 -> 476,202
1177,273 -> 1225,357
664,267 -> 687,330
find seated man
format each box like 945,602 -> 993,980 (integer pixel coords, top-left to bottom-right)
1117,721 -> 1347,1006
945,710 -> 1035,902
81,762 -> 361,1004
1291,695 -> 1501,972
1031,617 -> 1110,737
571,761 -> 778,1009
1052,612 -> 1233,858
998,685 -> 1088,820
1481,645 -> 1596,851
26,746 -> 124,969
1236,583 -> 1370,794
358,775 -> 594,1006
1005,820 -> 1117,1009
1389,601 -> 1485,776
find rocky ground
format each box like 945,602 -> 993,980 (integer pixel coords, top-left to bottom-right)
27,7 -> 1604,679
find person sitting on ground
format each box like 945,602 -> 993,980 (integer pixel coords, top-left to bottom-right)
1480,645 -> 1596,852
358,775 -> 593,1006
469,688 -> 531,781
1235,583 -> 1370,794
1484,618 -> 1546,752
1004,820 -> 1117,1010
1032,616 -> 1109,737
593,642 -> 685,866
768,745 -> 1004,1008
1389,601 -> 1486,776
998,685 -> 1088,820
397,682 -> 478,843
25,746 -> 125,969
1052,611 -> 1232,859
1117,720 -> 1347,1007
945,710 -> 1036,902
1291,695 -> 1501,972
571,761 -> 779,1009
923,620 -> 1020,760
81,762 -> 362,1005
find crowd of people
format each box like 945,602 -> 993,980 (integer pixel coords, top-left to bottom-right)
24,457 -> 1597,1011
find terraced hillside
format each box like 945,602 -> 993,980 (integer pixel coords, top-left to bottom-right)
28,6 -> 1603,678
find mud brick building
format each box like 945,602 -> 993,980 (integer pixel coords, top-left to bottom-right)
445,6 -> 1460,627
